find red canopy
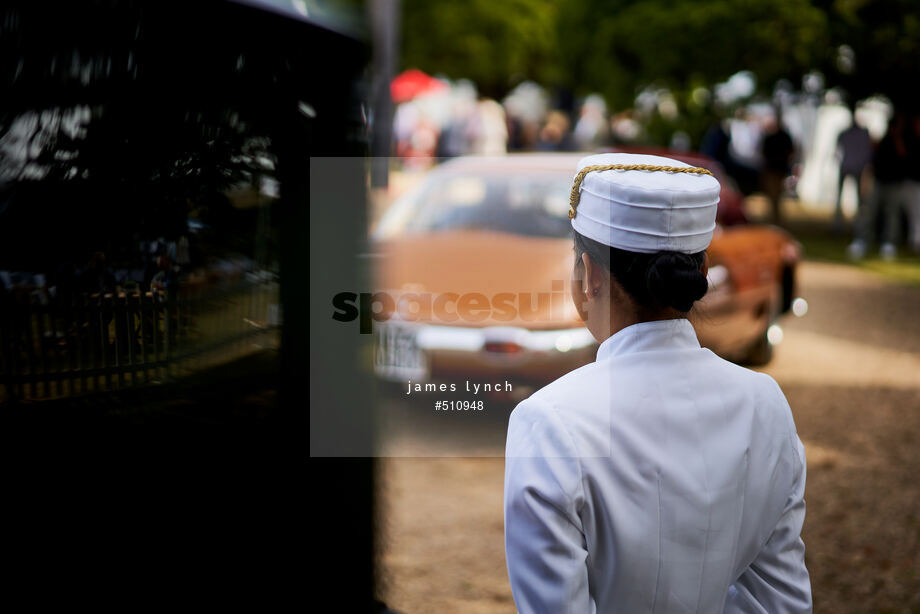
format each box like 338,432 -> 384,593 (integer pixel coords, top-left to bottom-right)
390,69 -> 447,103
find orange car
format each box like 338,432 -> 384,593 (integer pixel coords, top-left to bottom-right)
371,153 -> 800,386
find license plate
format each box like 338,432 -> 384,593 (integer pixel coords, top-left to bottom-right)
374,323 -> 429,381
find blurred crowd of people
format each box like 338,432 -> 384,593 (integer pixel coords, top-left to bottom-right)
390,72 -> 920,259
701,107 -> 797,225
392,80 -> 622,166
391,76 -> 805,199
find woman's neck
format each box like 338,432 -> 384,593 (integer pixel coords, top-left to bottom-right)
607,295 -> 685,338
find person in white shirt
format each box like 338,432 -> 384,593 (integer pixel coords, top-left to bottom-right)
504,153 -> 812,613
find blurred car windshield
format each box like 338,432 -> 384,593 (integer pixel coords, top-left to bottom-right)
377,170 -> 574,239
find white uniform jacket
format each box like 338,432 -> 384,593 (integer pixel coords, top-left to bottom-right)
504,318 -> 811,613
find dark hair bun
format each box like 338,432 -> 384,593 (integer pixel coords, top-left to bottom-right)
645,252 -> 708,312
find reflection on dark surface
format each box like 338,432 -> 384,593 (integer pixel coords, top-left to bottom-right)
1,2 -> 289,407
2,0 -> 371,604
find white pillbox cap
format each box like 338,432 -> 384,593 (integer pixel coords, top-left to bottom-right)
570,153 -> 721,254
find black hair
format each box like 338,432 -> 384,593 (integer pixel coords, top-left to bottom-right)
573,231 -> 707,313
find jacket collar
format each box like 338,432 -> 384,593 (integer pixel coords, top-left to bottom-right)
595,318 -> 700,361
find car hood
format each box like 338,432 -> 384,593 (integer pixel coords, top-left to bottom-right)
373,230 -> 583,329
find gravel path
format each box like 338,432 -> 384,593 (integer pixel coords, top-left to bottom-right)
378,260 -> 920,613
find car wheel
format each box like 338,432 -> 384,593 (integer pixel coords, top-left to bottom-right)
741,286 -> 781,366
742,322 -> 774,366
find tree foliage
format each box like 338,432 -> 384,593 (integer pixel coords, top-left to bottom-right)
827,0 -> 920,108
400,0 -> 560,97
400,0 -> 918,110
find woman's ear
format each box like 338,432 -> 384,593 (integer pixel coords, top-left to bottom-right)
581,252 -> 602,297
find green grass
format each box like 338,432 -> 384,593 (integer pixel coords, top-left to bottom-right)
786,220 -> 920,286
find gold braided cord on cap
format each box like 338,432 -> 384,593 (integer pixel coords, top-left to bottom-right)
568,164 -> 715,219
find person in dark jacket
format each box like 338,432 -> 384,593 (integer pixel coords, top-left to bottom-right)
847,112 -> 910,260
833,104 -> 873,233
760,111 -> 795,226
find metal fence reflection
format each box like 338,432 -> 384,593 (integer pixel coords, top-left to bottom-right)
0,276 -> 280,401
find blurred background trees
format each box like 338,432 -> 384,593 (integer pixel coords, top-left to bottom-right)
400,0 -> 920,117
401,0 -> 561,99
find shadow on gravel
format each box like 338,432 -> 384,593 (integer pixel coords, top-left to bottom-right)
782,381 -> 920,613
